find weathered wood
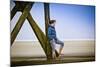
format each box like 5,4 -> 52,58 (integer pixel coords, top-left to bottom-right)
11,5 -> 18,20
44,3 -> 59,57
11,1 -> 55,60
11,1 -> 32,20
44,3 -> 50,36
11,3 -> 33,45
14,1 -> 30,12
44,3 -> 52,59
27,13 -> 53,60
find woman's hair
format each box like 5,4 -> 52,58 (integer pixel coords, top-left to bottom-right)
49,20 -> 56,24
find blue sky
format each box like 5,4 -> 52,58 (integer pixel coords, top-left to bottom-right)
11,1 -> 95,41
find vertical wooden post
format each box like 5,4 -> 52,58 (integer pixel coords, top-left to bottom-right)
11,1 -> 55,60
44,3 -> 53,60
44,3 -> 50,36
44,3 -> 59,57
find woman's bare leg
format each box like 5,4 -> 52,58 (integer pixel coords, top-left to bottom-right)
59,46 -> 63,56
55,39 -> 64,58
52,51 -> 56,59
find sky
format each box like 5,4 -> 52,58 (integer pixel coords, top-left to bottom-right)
10,1 -> 95,41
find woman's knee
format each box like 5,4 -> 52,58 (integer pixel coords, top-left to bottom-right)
59,41 -> 64,47
61,42 -> 64,47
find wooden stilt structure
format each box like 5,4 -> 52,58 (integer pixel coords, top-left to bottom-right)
11,1 -> 55,60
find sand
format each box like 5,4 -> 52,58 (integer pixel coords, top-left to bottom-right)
11,40 -> 95,57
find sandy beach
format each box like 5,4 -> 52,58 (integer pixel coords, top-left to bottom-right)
11,40 -> 95,57
11,40 -> 95,66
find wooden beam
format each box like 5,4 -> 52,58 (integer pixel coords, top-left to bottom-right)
11,5 -> 18,20
11,3 -> 33,45
44,3 -> 52,59
14,1 -> 30,12
44,3 -> 50,36
11,1 -> 55,60
11,1 -> 32,20
27,13 -> 53,60
44,3 -> 59,57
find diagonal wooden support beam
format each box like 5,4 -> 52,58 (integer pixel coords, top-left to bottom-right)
27,13 -> 53,60
14,1 -> 30,12
11,5 -> 18,20
11,3 -> 33,45
11,1 -> 32,20
11,1 -> 53,60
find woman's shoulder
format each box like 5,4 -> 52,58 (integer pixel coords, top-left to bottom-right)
49,26 -> 55,30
